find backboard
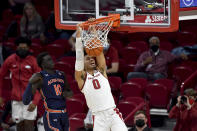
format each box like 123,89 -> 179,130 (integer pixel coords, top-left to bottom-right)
55,0 -> 179,32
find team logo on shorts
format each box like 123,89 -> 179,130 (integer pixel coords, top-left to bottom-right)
183,0 -> 193,7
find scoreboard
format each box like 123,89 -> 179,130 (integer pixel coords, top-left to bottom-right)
180,0 -> 197,10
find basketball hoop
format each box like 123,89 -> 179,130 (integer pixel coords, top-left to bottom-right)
79,14 -> 120,56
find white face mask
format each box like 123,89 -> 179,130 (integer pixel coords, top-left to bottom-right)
103,42 -> 110,51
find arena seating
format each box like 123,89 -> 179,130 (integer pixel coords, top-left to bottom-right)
0,3 -> 197,130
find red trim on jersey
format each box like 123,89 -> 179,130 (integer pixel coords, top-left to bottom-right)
80,73 -> 87,91
114,108 -> 124,121
92,115 -> 95,128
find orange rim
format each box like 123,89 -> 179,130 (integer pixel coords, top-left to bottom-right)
80,14 -> 120,28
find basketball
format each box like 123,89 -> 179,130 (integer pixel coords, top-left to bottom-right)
85,38 -> 103,56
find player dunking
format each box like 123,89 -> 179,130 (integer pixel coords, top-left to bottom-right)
23,52 -> 73,131
75,23 -> 128,131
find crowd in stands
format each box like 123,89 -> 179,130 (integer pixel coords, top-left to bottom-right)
0,0 -> 197,131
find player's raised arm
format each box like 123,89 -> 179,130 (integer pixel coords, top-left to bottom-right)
75,24 -> 86,90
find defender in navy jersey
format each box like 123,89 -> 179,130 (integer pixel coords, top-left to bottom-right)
23,52 -> 73,131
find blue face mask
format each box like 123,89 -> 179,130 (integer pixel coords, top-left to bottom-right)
104,44 -> 110,51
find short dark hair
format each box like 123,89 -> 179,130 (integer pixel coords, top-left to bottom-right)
134,110 -> 147,118
184,88 -> 197,97
37,52 -> 49,68
15,37 -> 32,47
148,36 -> 160,45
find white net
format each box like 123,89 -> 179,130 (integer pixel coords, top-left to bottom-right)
81,21 -> 114,49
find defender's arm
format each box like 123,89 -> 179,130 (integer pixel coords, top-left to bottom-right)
22,73 -> 42,105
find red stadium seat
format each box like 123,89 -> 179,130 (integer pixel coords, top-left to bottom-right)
55,61 -> 74,75
59,56 -> 76,69
69,113 -> 86,131
117,100 -> 137,126
120,82 -> 144,99
155,78 -> 175,93
127,32 -> 147,42
3,40 -> 16,50
145,83 -> 169,108
125,97 -> 145,105
66,98 -> 86,116
69,80 -> 81,94
173,66 -> 193,86
120,47 -> 140,64
125,97 -> 151,127
35,5 -> 51,20
180,42 -> 196,46
110,40 -> 124,55
118,58 -> 126,72
128,78 -> 148,88
2,9 -> 14,22
31,42 -> 44,56
108,76 -> 122,90
72,94 -> 88,112
118,59 -> 135,80
108,32 -> 125,41
108,76 -> 122,98
128,41 -> 148,53
177,31 -> 196,45
160,41 -> 173,51
180,61 -> 197,71
66,74 -> 75,84
72,94 -> 86,104
123,64 -> 136,80
52,39 -> 71,53
46,43 -> 66,59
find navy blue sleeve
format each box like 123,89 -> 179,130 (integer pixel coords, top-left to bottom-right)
22,83 -> 33,105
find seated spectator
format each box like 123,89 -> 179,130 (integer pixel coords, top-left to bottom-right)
104,39 -> 119,75
129,110 -> 151,131
127,36 -> 188,81
169,88 -> 197,131
20,2 -> 45,42
9,0 -> 31,14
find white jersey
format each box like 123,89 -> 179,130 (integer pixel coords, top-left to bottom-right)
81,71 -> 116,113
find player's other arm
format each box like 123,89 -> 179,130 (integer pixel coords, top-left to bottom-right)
22,73 -> 42,105
75,24 -> 86,90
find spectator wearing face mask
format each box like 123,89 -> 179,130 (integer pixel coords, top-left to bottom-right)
127,36 -> 188,81
103,39 -> 119,75
0,37 -> 41,131
169,88 -> 197,131
129,110 -> 151,131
